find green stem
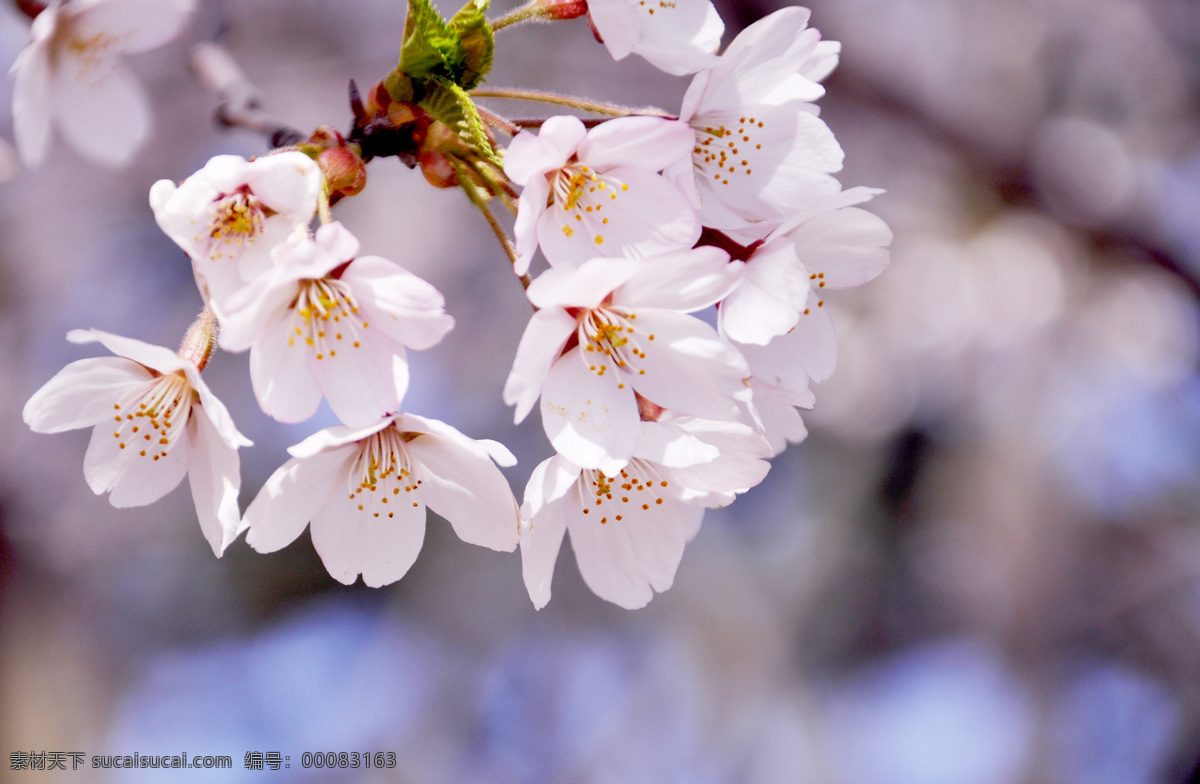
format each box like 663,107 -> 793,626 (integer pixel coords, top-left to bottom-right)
452,160 -> 531,290
469,88 -> 673,119
489,1 -> 541,30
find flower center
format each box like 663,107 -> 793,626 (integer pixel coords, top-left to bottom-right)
578,460 -> 669,525
346,427 -> 422,520
692,116 -> 764,187
109,372 -> 193,461
287,276 -> 370,361
203,189 -> 274,261
547,162 -> 628,245
579,306 -> 652,383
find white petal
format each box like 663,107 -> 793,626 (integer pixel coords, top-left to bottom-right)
616,246 -> 740,312
103,412 -> 190,507
682,503 -> 705,542
393,412 -> 516,466
53,58 -> 149,167
580,116 -> 696,172
309,335 -> 406,428
503,116 -> 587,185
216,264 -> 305,353
519,460 -> 576,609
309,486 -> 427,587
633,420 -> 720,468
243,151 -> 321,218
185,368 -> 252,449
717,240 -> 809,345
71,0 -> 193,53
249,318 -> 324,423
513,176 -> 550,275
504,307 -> 579,424
587,0 -> 640,60
405,432 -> 519,552
186,407 -> 244,556
789,206 -> 893,289
789,293 -> 838,383
24,357 -> 150,433
624,309 -> 747,420
287,419 -> 393,459
243,447 -> 354,553
701,7 -> 822,110
11,40 -> 52,167
527,258 -> 637,310
662,417 -> 772,505
629,0 -> 723,76
536,166 -> 701,267
568,487 -> 688,609
541,346 -> 640,475
67,328 -> 185,375
342,256 -> 455,351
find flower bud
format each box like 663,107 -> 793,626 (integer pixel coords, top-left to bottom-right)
178,309 -> 218,371
538,0 -> 588,20
318,147 -> 368,199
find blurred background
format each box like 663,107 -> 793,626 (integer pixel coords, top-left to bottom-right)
2,0 -> 1200,781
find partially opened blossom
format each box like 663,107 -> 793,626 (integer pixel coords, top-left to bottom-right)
10,0 -> 194,167
242,413 -> 519,588
520,414 -> 771,610
218,221 -> 454,427
504,115 -> 700,273
22,324 -> 251,556
718,189 -> 893,345
150,152 -> 321,311
504,248 -> 747,475
665,7 -> 847,232
587,0 -> 723,76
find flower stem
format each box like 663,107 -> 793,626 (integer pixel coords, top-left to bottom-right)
489,1 -> 541,30
318,183 -> 333,224
469,88 -> 673,119
452,161 -> 530,290
477,105 -> 522,137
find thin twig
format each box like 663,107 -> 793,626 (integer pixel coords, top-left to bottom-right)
477,104 -> 522,137
191,42 -> 304,147
470,87 -> 673,119
452,160 -> 531,290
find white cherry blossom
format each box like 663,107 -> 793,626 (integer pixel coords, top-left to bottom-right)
665,7 -> 847,232
505,248 -> 748,474
718,189 -> 893,345
504,115 -> 700,273
242,413 -> 520,588
587,0 -> 723,76
218,221 -> 454,428
519,414 -> 771,610
10,0 -> 194,167
150,152 -> 321,313
22,327 -> 251,556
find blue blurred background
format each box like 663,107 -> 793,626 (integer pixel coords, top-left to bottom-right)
2,0 -> 1200,781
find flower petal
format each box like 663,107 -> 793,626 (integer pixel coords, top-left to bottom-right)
789,206 -> 893,289
186,406 -> 244,556
701,7 -> 823,110
309,485 -> 427,587
242,151 -> 322,217
309,336 -> 406,429
615,246 -> 740,312
341,256 -> 455,351
249,318 -> 325,424
68,328 -> 185,375
580,116 -> 696,172
53,59 -> 149,167
104,416 -> 190,507
504,307 -> 580,424
243,446 -> 354,553
11,38 -> 52,167
628,0 -> 723,76
527,257 -> 638,310
717,240 -> 808,345
519,457 -> 579,609
405,431 -> 520,552
567,488 -> 688,609
503,116 -> 588,186
71,0 -> 193,53
24,356 -> 151,433
625,309 -> 747,420
541,346 -> 640,475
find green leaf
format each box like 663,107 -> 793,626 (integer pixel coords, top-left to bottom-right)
419,77 -> 502,166
398,0 -> 459,83
448,0 -> 493,90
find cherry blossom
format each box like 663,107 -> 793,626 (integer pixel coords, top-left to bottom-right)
665,7 -> 847,232
10,0 -> 194,168
242,413 -> 520,588
718,189 -> 893,345
22,327 -> 251,556
519,414 -> 771,610
504,248 -> 748,475
218,221 -> 454,427
150,152 -> 322,312
586,0 -> 724,76
504,115 -> 700,273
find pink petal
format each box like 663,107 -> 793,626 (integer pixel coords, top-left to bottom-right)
11,40 -> 52,167
24,356 -> 151,433
68,328 -> 184,375
249,319 -> 324,423
70,0 -> 193,53
615,246 -> 740,312
503,116 -> 587,185
580,116 -> 696,172
527,258 -> 638,311
405,432 -> 520,552
519,458 -> 578,609
342,256 -> 455,351
309,335 -> 406,428
243,446 -> 355,553
53,59 -> 149,167
186,407 -> 244,556
504,307 -> 580,424
541,346 -> 640,475
790,207 -> 892,289
309,486 -> 427,587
